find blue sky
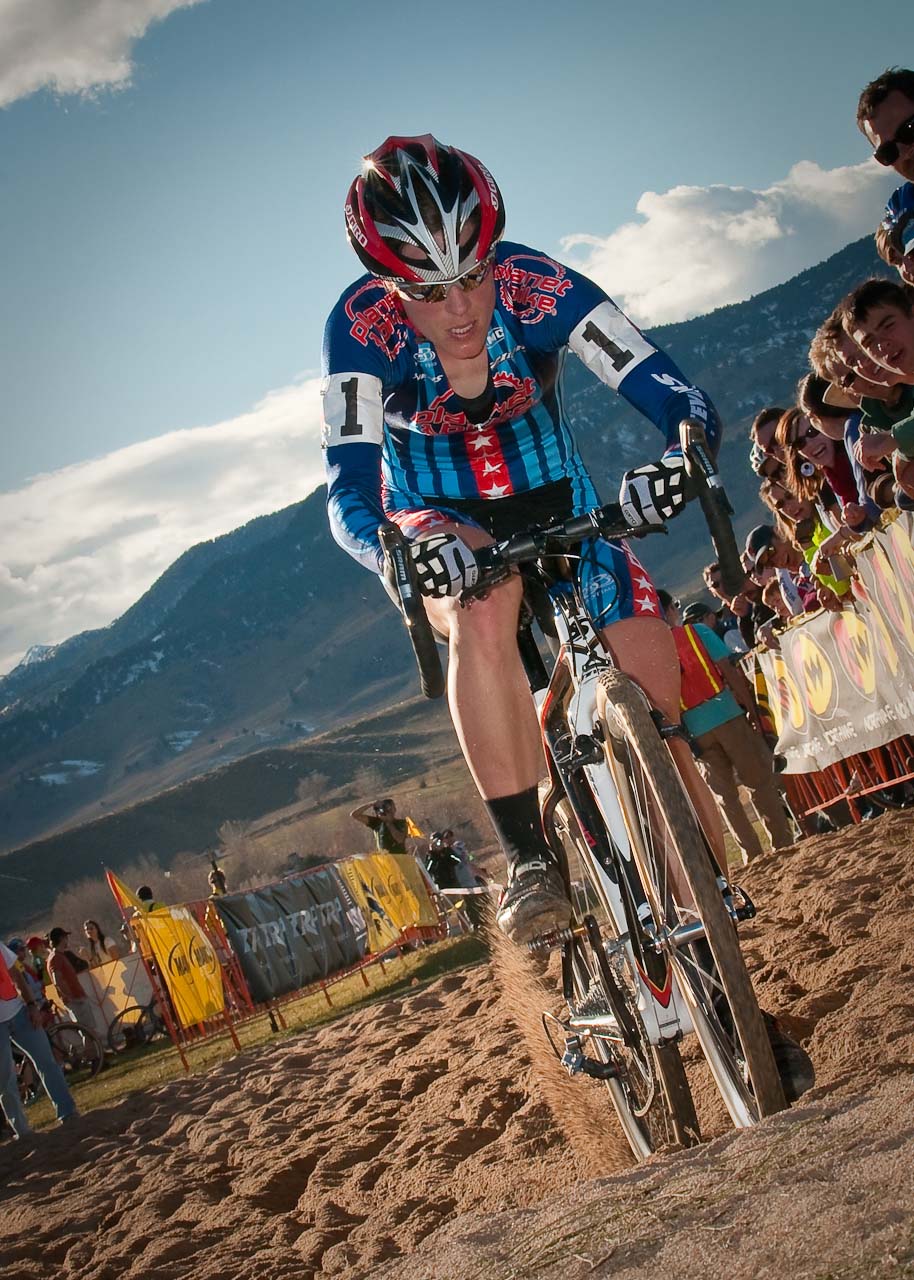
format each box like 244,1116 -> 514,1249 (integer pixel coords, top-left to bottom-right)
0,0 -> 909,670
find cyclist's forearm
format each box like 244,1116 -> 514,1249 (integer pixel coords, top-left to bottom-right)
620,351 -> 722,454
325,446 -> 387,573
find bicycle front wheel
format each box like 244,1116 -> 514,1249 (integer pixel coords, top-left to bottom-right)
49,1020 -> 105,1082
595,669 -> 786,1126
547,795 -> 700,1159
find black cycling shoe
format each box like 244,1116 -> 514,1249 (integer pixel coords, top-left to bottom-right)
495,859 -> 571,944
763,1013 -> 815,1104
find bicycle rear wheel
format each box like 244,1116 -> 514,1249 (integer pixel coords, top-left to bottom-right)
49,1020 -> 104,1082
546,795 -> 700,1159
108,1004 -> 156,1052
595,669 -> 786,1125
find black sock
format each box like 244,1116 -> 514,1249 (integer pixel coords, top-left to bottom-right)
483,786 -> 553,867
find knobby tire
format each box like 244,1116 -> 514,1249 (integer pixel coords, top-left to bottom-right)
548,797 -> 701,1159
595,669 -> 786,1124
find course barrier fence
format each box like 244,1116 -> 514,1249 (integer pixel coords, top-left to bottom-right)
755,512 -> 914,820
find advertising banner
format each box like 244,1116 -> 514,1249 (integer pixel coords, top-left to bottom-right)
138,907 -> 225,1028
213,869 -> 366,1004
758,515 -> 914,773
43,954 -> 155,1041
336,858 -> 402,954
366,854 -> 441,930
336,854 -> 439,954
107,872 -> 225,1028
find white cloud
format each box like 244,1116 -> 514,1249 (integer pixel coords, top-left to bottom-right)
0,0 -> 204,108
561,160 -> 899,327
0,377 -> 325,673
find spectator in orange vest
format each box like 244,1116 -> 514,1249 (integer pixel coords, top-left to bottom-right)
658,591 -> 795,865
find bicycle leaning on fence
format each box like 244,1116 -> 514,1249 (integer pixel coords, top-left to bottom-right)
15,1001 -> 104,1104
382,420 -> 794,1160
107,998 -> 168,1053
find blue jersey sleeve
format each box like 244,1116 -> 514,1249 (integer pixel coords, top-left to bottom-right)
321,279 -> 409,573
498,245 -> 721,453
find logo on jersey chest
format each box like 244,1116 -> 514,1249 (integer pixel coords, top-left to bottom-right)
496,254 -> 573,324
413,372 -> 538,434
345,281 -> 407,356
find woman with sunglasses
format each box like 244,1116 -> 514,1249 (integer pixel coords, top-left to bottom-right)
774,408 -> 872,572
322,135 -> 725,943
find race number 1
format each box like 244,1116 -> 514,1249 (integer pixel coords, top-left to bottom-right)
340,377 -> 363,437
581,321 -> 634,373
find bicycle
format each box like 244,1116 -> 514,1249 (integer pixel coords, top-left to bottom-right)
380,421 -> 787,1159
107,999 -> 167,1052
15,1008 -> 104,1102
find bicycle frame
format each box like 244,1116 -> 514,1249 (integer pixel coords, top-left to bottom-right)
520,572 -> 700,1051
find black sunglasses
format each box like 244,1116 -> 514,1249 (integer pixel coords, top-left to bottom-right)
391,252 -> 495,304
792,422 -> 820,444
873,112 -> 914,167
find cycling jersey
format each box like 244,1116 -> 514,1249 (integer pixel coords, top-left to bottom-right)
321,241 -> 720,574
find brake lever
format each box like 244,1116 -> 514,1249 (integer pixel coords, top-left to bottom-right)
459,563 -> 513,606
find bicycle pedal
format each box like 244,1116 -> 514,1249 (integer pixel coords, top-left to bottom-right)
561,1034 -> 619,1081
527,925 -> 576,954
728,883 -> 757,922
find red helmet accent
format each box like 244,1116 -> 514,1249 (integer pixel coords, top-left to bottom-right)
344,134 -> 505,282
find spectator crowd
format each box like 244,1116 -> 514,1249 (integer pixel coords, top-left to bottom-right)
648,69 -> 914,859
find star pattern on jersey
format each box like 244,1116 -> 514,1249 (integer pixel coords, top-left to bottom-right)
627,551 -> 660,616
634,590 -> 661,615
468,425 -> 512,499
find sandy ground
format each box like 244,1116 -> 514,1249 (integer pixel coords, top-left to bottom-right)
2,810 -> 913,1279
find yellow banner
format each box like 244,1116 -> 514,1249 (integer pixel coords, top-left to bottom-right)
369,853 -> 440,929
136,906 -> 224,1029
337,857 -> 402,953
337,853 -> 439,953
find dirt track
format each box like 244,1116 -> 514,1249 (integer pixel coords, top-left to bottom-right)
2,811 -> 913,1279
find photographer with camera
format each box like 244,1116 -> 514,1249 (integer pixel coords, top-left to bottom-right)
350,797 -> 422,856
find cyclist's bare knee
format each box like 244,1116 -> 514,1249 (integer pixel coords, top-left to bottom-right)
599,615 -> 681,720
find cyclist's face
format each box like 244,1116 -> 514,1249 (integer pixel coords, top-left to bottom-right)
400,272 -> 496,363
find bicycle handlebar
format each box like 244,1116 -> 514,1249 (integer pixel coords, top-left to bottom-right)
679,419 -> 747,598
381,418 -> 745,699
378,522 -> 446,700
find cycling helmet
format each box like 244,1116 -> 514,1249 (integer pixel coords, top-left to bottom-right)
429,829 -> 454,850
344,134 -> 505,283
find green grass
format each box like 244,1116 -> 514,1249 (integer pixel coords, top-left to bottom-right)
26,934 -> 487,1130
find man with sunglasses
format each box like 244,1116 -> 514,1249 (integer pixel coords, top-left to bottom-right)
322,135 -> 724,944
858,68 -> 914,182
